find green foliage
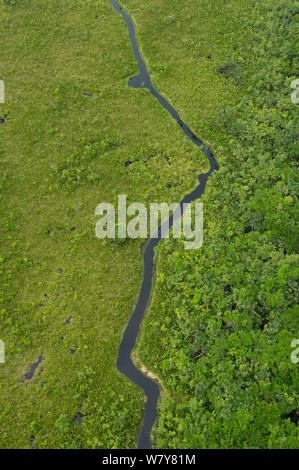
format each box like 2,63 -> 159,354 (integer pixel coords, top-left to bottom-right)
216,61 -> 243,84
55,414 -> 69,434
52,136 -> 122,191
3,0 -> 20,5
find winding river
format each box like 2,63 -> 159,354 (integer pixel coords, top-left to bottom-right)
110,0 -> 219,449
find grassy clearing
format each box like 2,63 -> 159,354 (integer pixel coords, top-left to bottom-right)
0,0 -> 265,448
123,0 -> 255,150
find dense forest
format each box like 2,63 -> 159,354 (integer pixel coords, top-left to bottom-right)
138,0 -> 299,448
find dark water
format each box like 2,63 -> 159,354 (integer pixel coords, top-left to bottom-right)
22,355 -> 43,382
72,412 -> 91,426
65,315 -> 72,324
70,345 -> 78,355
109,0 -> 219,449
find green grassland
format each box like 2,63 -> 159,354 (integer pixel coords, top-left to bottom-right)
0,0 -> 297,449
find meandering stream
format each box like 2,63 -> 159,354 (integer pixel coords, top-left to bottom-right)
110,0 -> 219,449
